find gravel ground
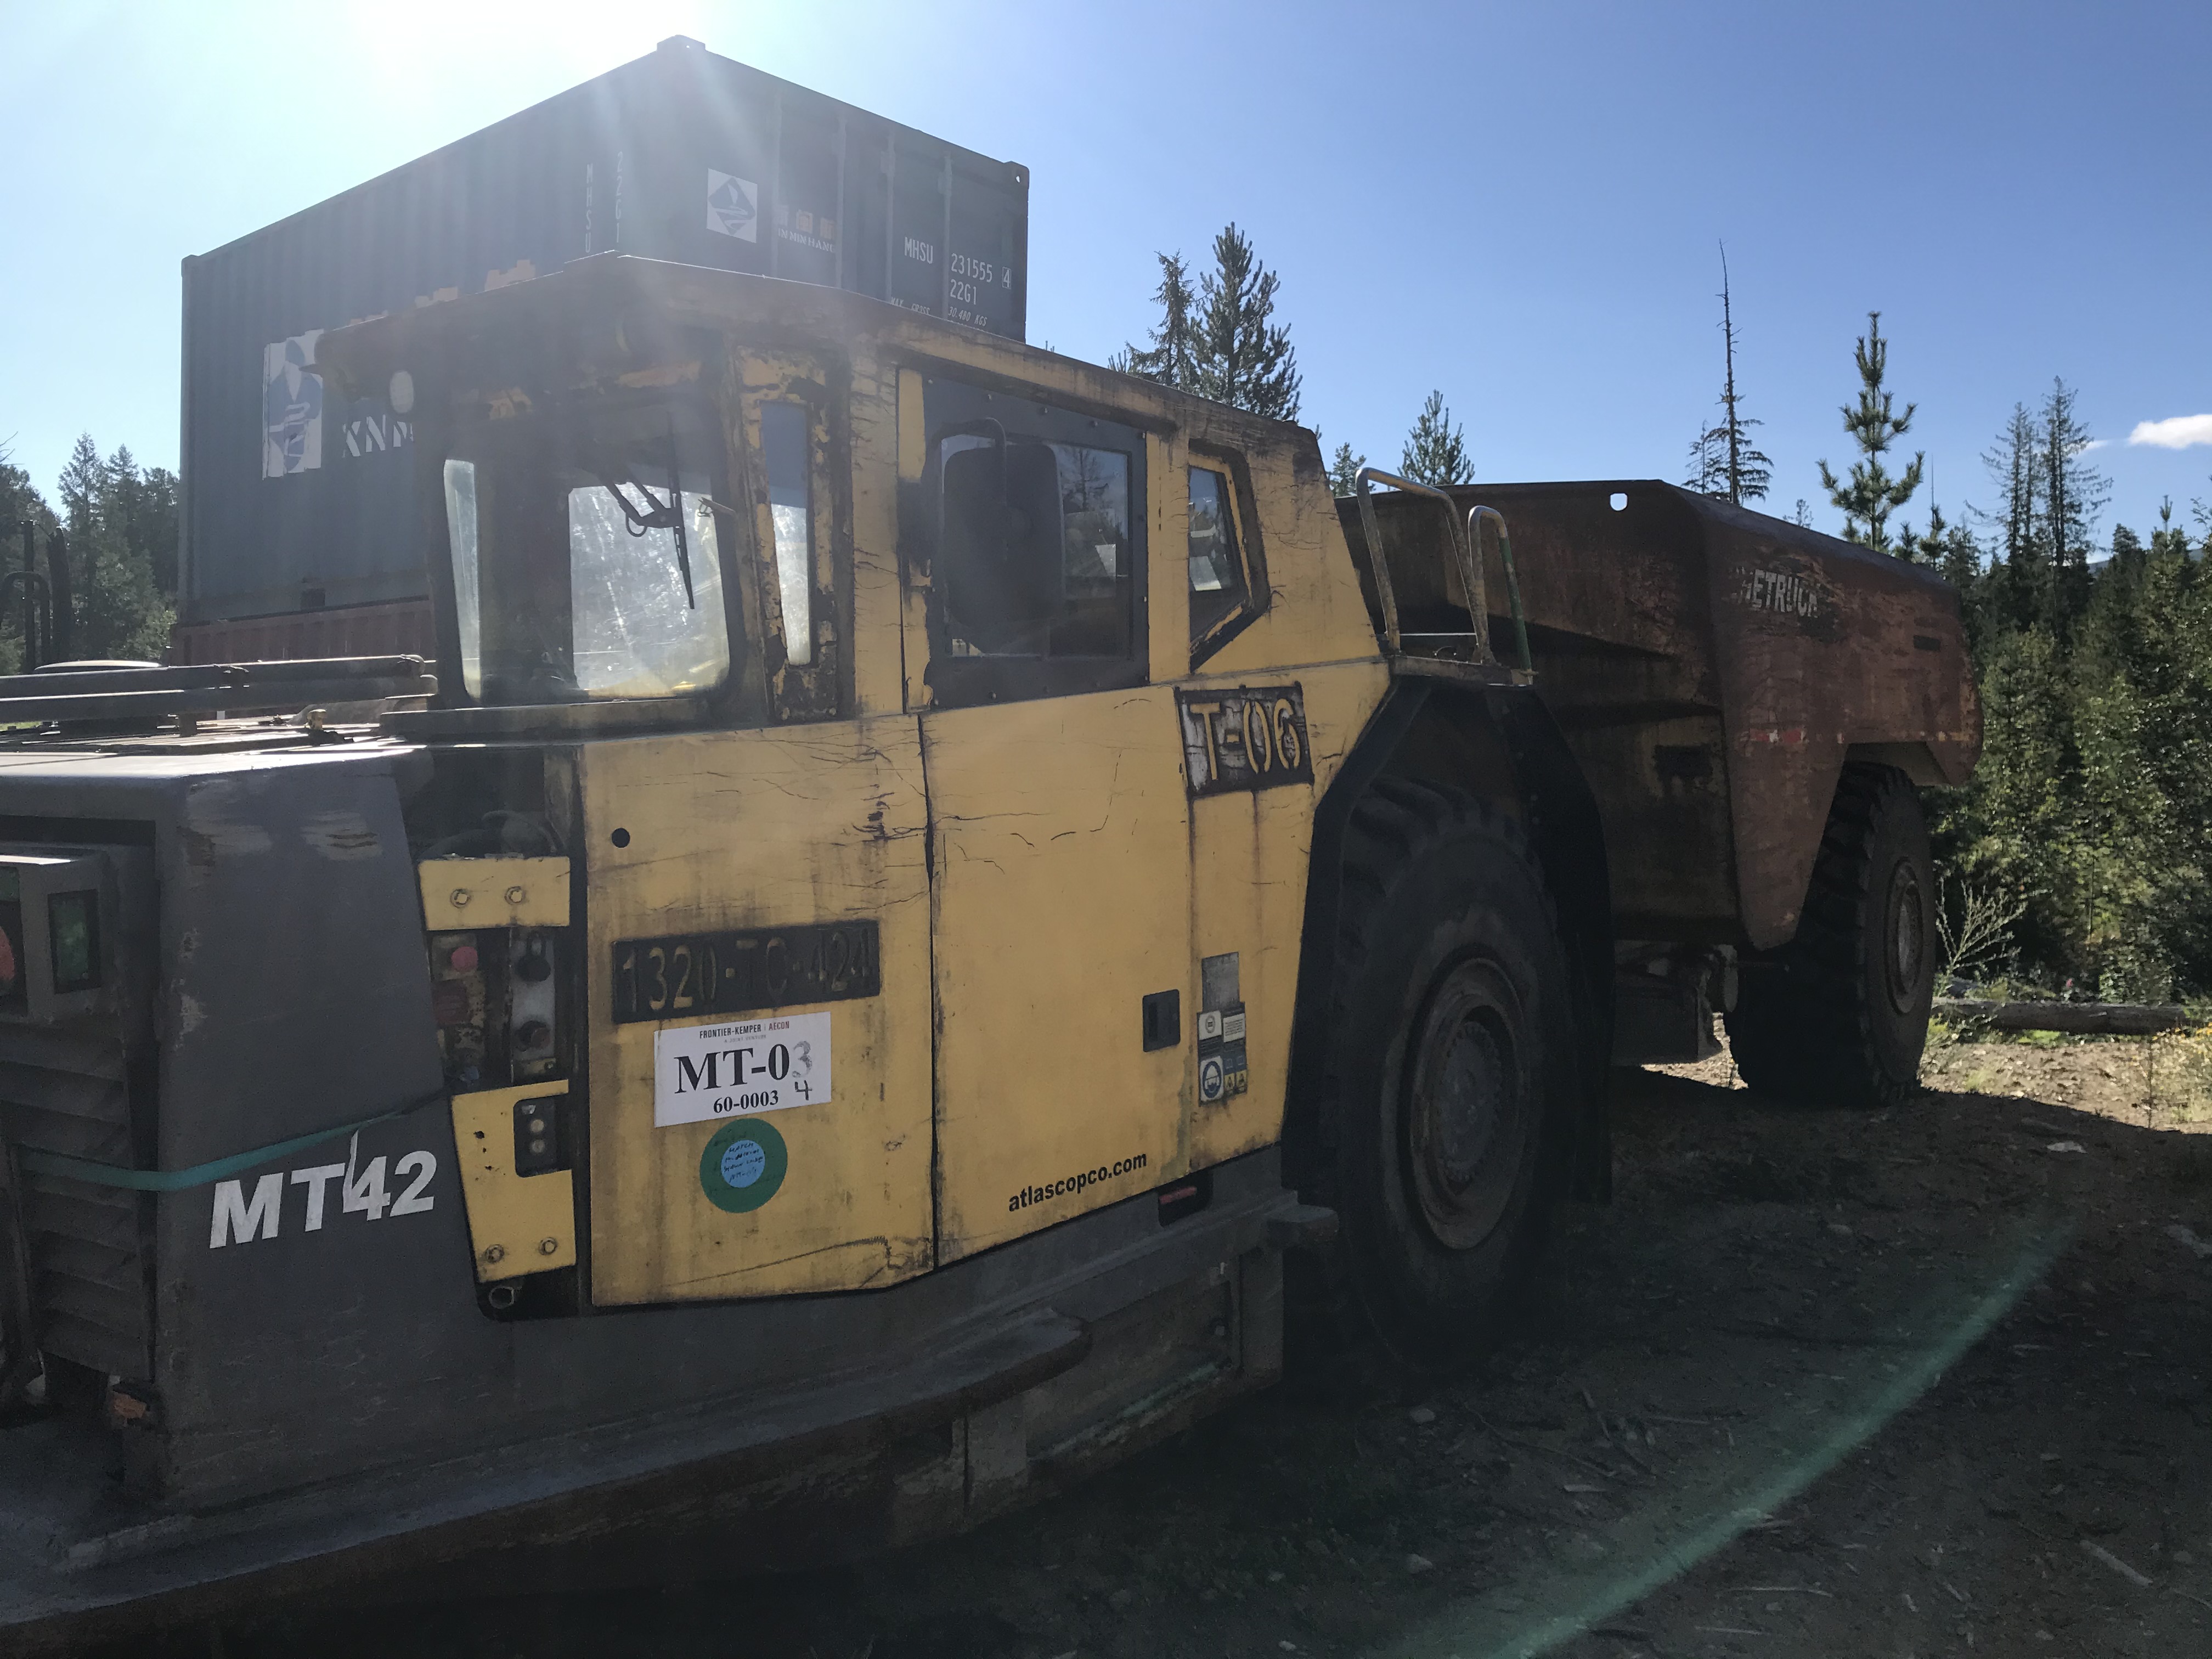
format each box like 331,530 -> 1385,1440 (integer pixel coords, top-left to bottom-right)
196,1034 -> 2212,1658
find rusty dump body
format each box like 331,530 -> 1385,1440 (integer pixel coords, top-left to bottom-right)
1343,484 -> 1980,954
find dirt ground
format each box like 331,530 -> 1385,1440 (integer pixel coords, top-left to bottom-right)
210,1031 -> 2212,1658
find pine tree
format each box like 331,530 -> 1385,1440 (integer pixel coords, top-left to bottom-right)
0,442 -> 58,675
1977,404 -> 2045,633
1682,248 -> 1771,505
2036,378 -> 2108,634
1121,227 -> 1302,420
1119,253 -> 1199,390
1325,441 -> 1367,497
1683,425 -> 1727,499
1816,311 -> 1924,553
55,435 -> 173,662
1399,391 -> 1470,487
1935,516 -> 1984,612
1190,225 -> 1302,420
2150,496 -> 2193,563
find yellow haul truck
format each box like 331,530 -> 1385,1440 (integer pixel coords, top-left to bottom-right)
0,255 -> 1976,1644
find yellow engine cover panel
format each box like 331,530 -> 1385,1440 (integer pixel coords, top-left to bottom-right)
580,718 -> 935,1304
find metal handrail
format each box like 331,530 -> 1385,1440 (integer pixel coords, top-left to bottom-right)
1351,467 -> 1491,663
1468,506 -> 1532,673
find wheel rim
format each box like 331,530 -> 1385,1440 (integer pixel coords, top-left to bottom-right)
1884,857 -> 1928,1014
1404,958 -> 1530,1251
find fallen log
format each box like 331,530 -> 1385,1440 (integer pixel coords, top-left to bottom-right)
1935,1000 -> 2193,1036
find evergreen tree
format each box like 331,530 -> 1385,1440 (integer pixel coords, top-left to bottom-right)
1190,225 -> 1301,419
2149,495 -> 2194,562
1325,441 -> 1367,497
1683,424 -> 1728,499
1399,391 -> 1470,487
1933,514 -> 1984,614
57,434 -> 173,662
1978,403 -> 2046,633
0,442 -> 58,675
2035,378 -> 2108,634
1682,248 -> 1771,505
1119,253 -> 1199,390
1816,311 -> 1923,553
1121,227 -> 1302,420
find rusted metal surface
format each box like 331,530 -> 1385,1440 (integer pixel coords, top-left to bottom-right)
1340,482 -> 1979,950
168,599 -> 436,666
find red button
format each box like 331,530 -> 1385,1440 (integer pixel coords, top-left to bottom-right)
448,944 -> 479,973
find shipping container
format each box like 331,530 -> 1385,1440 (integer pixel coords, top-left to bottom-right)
178,34 -> 1028,641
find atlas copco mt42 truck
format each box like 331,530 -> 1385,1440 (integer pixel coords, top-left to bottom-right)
0,255 -> 1977,1644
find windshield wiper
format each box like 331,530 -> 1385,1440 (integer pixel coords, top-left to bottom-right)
589,459 -> 696,610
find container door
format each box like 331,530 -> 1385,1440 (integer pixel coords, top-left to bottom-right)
905,373 -> 1193,1261
582,358 -> 934,1305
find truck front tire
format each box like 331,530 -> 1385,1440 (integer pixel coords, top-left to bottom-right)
1297,780 -> 1572,1372
1725,764 -> 1936,1107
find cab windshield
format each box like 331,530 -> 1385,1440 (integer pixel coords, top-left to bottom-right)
441,398 -> 731,704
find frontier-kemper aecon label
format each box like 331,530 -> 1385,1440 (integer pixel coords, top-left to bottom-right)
654,1012 -> 832,1126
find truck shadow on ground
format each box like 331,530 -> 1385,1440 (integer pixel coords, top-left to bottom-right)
182,1051 -> 2212,1659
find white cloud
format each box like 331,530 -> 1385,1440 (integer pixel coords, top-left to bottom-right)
2127,414 -> 2212,450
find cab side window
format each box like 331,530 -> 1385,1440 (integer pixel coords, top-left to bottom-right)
1186,455 -> 1266,668
913,378 -> 1148,708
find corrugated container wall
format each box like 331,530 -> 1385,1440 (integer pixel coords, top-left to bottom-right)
179,35 -> 1028,629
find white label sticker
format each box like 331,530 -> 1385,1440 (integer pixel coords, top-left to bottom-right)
654,1012 -> 830,1126
706,170 -> 759,241
262,329 -> 326,477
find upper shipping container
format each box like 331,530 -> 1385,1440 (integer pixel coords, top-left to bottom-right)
180,35 -> 1029,626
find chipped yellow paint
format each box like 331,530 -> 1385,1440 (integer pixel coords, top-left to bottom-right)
1182,659 -> 1390,1172
848,352 -> 904,718
1144,432 -> 1184,682
418,857 -> 570,929
896,368 -> 928,484
735,353 -> 834,681
451,1080 -> 576,1281
616,360 -> 701,389
924,686 -> 1195,1260
894,368 -> 935,714
579,717 -> 934,1304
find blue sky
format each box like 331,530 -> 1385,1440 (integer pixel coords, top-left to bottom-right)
3,0 -> 2207,543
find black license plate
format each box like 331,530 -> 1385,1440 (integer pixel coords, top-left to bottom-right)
611,921 -> 880,1025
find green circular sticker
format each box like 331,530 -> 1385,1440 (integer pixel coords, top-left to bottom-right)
698,1117 -> 789,1213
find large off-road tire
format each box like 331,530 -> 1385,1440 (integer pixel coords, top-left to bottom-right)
1297,778 -> 1575,1372
1724,764 -> 1935,1107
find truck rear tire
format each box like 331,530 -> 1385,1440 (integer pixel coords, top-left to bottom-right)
1725,764 -> 1935,1106
1297,779 -> 1572,1372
